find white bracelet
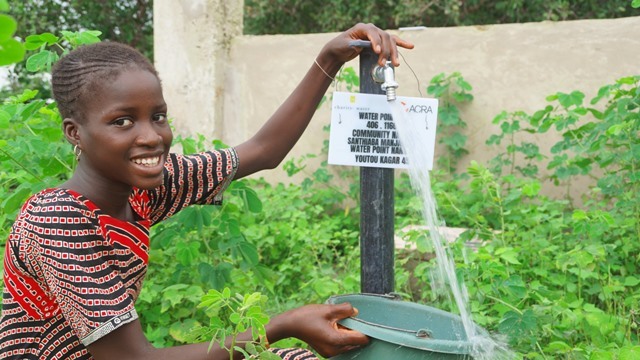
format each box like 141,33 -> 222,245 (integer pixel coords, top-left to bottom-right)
314,59 -> 335,81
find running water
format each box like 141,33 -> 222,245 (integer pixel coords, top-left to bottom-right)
388,100 -> 516,359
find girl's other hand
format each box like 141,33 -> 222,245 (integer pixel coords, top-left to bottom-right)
283,303 -> 369,358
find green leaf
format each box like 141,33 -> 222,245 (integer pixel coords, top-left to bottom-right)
24,33 -> 59,50
0,0 -> 8,11
199,289 -> 223,309
572,209 -> 588,221
260,351 -> 282,360
12,89 -> 39,103
169,319 -> 200,343
25,51 -> 49,72
495,247 -> 521,265
77,30 -> 102,45
498,309 -> 537,337
492,111 -> 508,125
237,241 -> 259,266
557,91 -> 585,108
60,30 -> 101,48
545,341 -> 571,352
2,186 -> 31,213
25,50 -> 58,72
235,321 -> 247,333
175,241 -> 201,266
587,349 -> 613,360
438,104 -> 461,126
455,77 -> 472,91
222,287 -> 231,299
632,0 -> 640,8
244,187 -> 263,213
244,292 -> 263,307
198,262 -> 220,289
40,32 -> 59,44
0,37 -> 25,66
180,137 -> 197,154
245,342 -> 258,355
619,346 -> 640,359
24,35 -> 45,50
0,14 -> 16,40
624,276 -> 640,287
0,109 -> 10,128
442,132 -> 467,150
229,312 -> 241,324
503,275 -> 527,299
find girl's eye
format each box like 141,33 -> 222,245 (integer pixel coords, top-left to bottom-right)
154,113 -> 168,122
113,118 -> 133,127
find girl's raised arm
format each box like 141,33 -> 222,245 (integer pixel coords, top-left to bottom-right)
233,23 -> 413,179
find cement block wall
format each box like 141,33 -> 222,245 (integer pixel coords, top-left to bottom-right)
154,2 -> 639,198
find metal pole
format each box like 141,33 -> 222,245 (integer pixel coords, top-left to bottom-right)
359,48 -> 395,294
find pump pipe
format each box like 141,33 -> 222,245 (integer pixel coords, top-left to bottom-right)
350,41 -> 395,295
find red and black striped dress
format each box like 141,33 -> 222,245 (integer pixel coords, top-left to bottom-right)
0,150 -> 243,359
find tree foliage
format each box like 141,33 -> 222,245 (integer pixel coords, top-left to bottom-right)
244,0 -> 637,34
3,1 -> 152,98
9,0 -> 152,56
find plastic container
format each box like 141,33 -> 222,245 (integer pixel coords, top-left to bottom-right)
327,293 -> 487,359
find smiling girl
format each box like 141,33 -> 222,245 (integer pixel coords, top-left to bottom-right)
0,23 -> 413,360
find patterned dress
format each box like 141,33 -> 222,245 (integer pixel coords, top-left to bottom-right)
1,148 -> 318,360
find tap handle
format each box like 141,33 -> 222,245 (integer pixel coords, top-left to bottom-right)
348,40 -> 372,48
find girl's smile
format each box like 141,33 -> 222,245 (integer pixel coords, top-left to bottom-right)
72,68 -> 173,193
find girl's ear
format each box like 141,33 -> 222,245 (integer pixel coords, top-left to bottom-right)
62,118 -> 81,145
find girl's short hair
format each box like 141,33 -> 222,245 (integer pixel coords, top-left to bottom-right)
52,41 -> 159,120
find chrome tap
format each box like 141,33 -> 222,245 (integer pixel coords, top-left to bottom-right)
372,61 -> 399,102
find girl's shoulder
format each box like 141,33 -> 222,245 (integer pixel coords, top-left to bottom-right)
20,188 -> 97,218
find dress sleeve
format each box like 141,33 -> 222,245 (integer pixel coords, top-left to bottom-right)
146,148 -> 239,224
19,192 -> 138,346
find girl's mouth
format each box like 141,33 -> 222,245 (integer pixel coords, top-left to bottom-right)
131,156 -> 161,167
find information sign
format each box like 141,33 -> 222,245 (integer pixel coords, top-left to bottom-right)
328,92 -> 439,169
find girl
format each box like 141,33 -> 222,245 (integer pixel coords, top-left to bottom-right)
0,23 -> 413,359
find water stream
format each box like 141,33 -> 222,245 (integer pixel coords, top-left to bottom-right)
388,100 -> 515,359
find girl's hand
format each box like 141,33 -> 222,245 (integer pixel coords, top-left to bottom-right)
320,23 -> 415,67
283,303 -> 369,358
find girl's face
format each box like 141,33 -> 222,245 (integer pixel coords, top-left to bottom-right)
76,68 -> 173,191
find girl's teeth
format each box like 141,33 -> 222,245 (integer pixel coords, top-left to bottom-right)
133,157 -> 159,166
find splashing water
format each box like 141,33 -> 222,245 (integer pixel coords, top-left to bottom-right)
388,100 -> 516,359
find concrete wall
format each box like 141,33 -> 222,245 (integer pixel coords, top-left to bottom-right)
155,6 -> 640,197
154,0 -> 243,140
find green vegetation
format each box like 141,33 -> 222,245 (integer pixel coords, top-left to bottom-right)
195,288 -> 278,359
0,1 -> 24,66
2,3 -> 639,359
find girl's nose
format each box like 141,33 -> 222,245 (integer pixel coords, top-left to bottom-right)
135,121 -> 163,147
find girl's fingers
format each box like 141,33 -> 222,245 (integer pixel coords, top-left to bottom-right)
396,37 -> 415,50
377,31 -> 393,66
332,23 -> 414,65
364,30 -> 383,56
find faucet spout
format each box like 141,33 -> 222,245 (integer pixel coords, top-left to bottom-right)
373,61 -> 399,102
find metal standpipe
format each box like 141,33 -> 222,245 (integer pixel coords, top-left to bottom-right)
359,48 -> 395,295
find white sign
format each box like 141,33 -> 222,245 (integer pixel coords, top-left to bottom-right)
328,92 -> 439,169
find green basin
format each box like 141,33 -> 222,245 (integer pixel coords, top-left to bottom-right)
327,293 -> 487,359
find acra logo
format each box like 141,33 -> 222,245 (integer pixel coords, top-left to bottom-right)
400,101 -> 434,114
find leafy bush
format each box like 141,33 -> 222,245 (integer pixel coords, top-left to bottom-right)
395,75 -> 640,359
